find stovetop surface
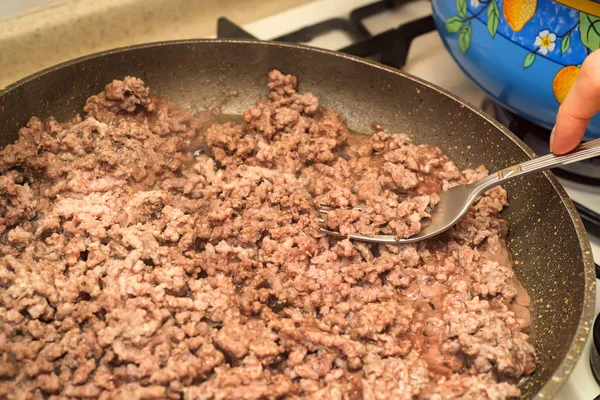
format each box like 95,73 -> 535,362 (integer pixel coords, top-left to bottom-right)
220,1 -> 600,398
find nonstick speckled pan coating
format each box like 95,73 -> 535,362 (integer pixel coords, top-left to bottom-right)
0,39 -> 595,399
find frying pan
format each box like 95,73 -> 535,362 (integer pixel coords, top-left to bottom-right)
0,39 -> 595,399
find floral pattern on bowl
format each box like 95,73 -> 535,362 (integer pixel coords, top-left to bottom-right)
443,0 -> 600,103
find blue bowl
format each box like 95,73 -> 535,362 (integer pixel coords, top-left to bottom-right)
432,0 -> 600,140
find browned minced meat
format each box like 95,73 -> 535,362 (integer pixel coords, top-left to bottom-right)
0,71 -> 535,400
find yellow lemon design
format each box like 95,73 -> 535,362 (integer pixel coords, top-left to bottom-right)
552,65 -> 580,104
503,0 -> 537,32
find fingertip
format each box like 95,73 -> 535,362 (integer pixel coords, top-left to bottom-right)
551,112 -> 589,154
551,127 -> 585,154
551,137 -> 579,155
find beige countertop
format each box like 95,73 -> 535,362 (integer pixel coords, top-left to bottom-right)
0,0 -> 315,89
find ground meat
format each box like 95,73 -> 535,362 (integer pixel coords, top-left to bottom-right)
0,72 -> 535,399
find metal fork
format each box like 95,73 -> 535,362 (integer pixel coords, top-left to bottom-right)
320,138 -> 600,244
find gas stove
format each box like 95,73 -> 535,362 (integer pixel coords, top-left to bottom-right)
218,0 -> 600,398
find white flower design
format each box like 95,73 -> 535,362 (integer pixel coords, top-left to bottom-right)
534,30 -> 556,56
470,0 -> 480,7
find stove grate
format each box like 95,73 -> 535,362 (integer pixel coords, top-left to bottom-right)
216,0 -> 435,69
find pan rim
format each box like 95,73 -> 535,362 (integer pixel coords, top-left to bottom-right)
1,38 -> 595,399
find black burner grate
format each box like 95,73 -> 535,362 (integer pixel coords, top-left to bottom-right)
217,0 -> 435,69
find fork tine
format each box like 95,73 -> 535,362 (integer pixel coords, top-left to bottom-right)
318,203 -> 402,244
318,203 -> 363,212
320,227 -> 345,238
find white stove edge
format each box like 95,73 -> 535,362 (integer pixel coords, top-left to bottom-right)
241,1 -> 600,398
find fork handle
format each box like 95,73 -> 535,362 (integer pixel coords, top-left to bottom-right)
468,138 -> 600,194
